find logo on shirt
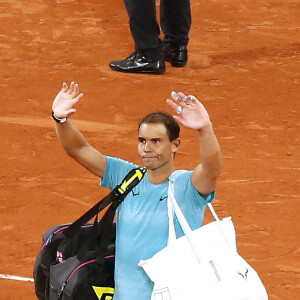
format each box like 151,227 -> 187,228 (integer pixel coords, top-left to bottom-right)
131,190 -> 140,197
159,195 -> 168,201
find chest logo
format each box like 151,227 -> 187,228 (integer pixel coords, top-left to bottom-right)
131,190 -> 140,197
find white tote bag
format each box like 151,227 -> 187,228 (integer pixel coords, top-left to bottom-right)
139,178 -> 268,300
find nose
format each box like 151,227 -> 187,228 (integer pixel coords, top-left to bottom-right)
144,141 -> 152,152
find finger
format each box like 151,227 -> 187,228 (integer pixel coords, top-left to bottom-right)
70,93 -> 84,106
189,95 -> 197,101
171,91 -> 189,106
186,95 -> 197,103
172,91 -> 189,104
167,99 -> 187,114
173,115 -> 187,126
182,96 -> 197,108
177,98 -> 189,109
167,99 -> 185,116
75,93 -> 84,104
176,92 -> 191,108
166,99 -> 177,109
62,82 -> 68,92
67,81 -> 75,94
171,91 -> 180,102
72,84 -> 79,97
177,92 -> 188,102
65,108 -> 76,116
193,98 -> 205,110
177,92 -> 198,105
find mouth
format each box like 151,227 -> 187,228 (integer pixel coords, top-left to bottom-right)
142,156 -> 156,160
141,155 -> 158,161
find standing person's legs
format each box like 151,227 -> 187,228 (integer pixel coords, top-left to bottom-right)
109,0 -> 166,74
124,0 -> 163,59
160,0 -> 191,67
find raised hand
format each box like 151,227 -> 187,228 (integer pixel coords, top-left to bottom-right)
52,82 -> 84,119
166,92 -> 211,131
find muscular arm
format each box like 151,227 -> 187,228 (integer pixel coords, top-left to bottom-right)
166,93 -> 223,195
52,82 -> 106,178
192,123 -> 222,195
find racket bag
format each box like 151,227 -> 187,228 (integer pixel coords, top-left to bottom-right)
33,221 -> 115,300
33,167 -> 146,300
48,216 -> 115,300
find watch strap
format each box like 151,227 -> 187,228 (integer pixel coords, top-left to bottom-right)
52,111 -> 67,123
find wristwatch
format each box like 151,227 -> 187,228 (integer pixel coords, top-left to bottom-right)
52,111 -> 67,123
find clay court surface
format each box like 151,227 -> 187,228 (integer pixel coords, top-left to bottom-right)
0,0 -> 299,299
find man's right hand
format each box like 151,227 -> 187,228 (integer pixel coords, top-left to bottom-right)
52,82 -> 84,119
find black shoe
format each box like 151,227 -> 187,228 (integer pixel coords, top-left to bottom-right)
164,45 -> 188,67
109,51 -> 166,74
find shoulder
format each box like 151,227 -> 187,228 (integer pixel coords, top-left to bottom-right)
105,156 -> 138,170
101,156 -> 139,189
171,170 -> 215,203
170,170 -> 194,196
170,170 -> 193,182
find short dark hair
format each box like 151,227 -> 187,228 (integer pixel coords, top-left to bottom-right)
138,111 -> 180,141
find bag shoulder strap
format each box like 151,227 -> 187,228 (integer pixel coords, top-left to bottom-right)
63,166 -> 146,237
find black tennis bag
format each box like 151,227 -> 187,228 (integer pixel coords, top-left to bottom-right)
34,220 -> 116,300
33,167 -> 146,300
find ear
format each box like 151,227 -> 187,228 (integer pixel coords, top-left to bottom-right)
171,138 -> 180,153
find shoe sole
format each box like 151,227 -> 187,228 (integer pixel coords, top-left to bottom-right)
110,66 -> 166,75
165,58 -> 187,68
170,61 -> 187,67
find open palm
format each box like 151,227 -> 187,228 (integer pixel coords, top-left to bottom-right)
52,82 -> 84,119
166,92 -> 211,130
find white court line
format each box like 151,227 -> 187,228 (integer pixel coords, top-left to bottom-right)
0,116 -> 131,133
0,273 -> 34,282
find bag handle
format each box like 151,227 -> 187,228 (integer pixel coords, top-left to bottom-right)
167,180 -> 202,263
167,187 -> 176,244
63,167 -> 146,237
168,180 -> 236,263
167,181 -> 194,237
207,203 -> 220,221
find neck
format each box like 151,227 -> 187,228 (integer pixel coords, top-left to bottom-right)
147,163 -> 176,184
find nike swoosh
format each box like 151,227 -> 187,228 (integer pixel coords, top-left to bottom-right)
159,196 -> 168,201
132,190 -> 139,197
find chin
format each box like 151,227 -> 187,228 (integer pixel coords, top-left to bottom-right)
141,160 -> 156,170
142,162 -> 154,169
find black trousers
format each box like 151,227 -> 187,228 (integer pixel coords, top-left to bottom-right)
124,0 -> 191,58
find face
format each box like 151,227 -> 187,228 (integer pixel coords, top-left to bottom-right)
138,123 -> 180,171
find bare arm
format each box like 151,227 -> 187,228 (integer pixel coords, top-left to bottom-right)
166,92 -> 223,195
52,82 -> 106,178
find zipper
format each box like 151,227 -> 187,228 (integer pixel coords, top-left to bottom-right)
65,255 -> 115,283
60,255 -> 115,298
40,226 -> 69,251
40,223 -> 95,252
66,259 -> 96,283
